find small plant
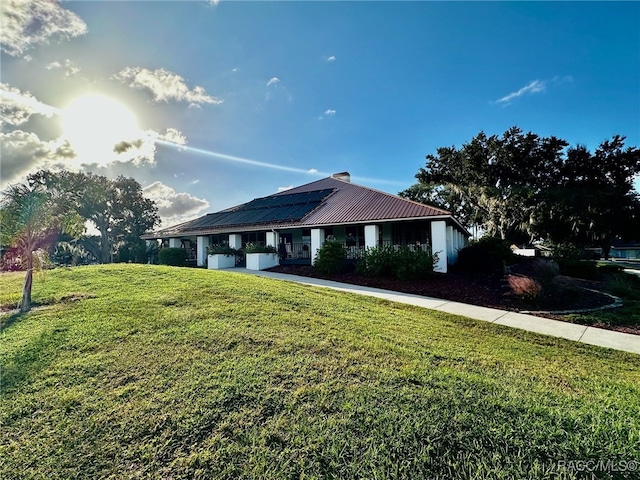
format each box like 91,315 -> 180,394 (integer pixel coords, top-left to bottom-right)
158,247 -> 188,266
313,240 -> 348,275
207,244 -> 240,256
243,242 -> 277,254
507,274 -> 543,303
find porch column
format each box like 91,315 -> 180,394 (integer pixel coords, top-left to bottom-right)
446,226 -> 454,265
228,234 -> 242,249
196,235 -> 210,267
169,238 -> 181,248
364,225 -> 380,250
310,228 -> 325,265
431,221 -> 447,273
266,231 -> 278,248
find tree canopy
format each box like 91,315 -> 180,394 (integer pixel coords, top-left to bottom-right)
26,170 -> 160,264
401,127 -> 640,254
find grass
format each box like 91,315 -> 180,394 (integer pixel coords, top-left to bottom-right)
1,264 -> 639,479
562,272 -> 640,328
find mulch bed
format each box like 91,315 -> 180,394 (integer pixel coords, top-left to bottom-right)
267,265 -> 638,336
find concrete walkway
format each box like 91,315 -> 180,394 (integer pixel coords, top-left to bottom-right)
231,269 -> 639,355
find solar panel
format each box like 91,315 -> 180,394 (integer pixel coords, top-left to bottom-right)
186,188 -> 335,230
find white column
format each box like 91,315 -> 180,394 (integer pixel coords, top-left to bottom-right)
169,238 -> 181,248
364,225 -> 380,250
431,221 -> 447,273
446,226 -> 454,265
310,228 -> 325,265
266,231 -> 278,248
228,234 -> 242,249
196,235 -> 210,267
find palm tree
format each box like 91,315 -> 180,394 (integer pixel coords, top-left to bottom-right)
0,184 -> 81,312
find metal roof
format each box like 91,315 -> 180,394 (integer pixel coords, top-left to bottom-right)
143,175 -> 463,239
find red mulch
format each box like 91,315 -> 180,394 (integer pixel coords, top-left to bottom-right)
267,265 -> 638,336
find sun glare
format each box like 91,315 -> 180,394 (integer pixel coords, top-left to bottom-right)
61,94 -> 140,164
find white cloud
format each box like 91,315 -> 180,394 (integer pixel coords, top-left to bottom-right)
318,109 -> 336,120
110,128 -> 188,166
46,59 -> 80,77
0,130 -> 73,187
266,77 -> 280,87
495,77 -> 574,105
496,80 -> 545,104
326,55 -> 336,62
113,67 -> 222,107
0,83 -> 59,127
0,0 -> 87,57
307,168 -> 318,174
277,185 -> 293,192
143,181 -> 210,227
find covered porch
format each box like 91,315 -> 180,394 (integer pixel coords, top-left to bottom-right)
159,218 -> 468,273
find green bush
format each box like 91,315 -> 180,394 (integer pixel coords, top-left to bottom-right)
313,241 -> 349,275
207,244 -> 240,256
357,246 -> 436,280
556,258 -> 598,280
457,236 -> 515,272
243,242 -> 277,254
158,247 -> 188,267
356,245 -> 396,278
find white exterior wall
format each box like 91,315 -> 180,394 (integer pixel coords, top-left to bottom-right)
228,234 -> 242,249
431,221 -> 447,273
311,228 -> 325,265
169,238 -> 181,248
364,225 -> 380,250
196,236 -> 210,267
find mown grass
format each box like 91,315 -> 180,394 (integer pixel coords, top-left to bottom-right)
1,264 -> 639,480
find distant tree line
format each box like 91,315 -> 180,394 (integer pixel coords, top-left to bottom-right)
400,127 -> 640,258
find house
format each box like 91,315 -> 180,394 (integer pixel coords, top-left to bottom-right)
142,173 -> 470,273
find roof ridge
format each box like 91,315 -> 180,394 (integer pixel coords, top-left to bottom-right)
336,176 -> 452,215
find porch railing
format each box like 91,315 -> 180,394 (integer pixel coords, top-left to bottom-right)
279,242 -> 312,261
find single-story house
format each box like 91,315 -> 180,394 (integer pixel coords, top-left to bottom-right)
142,172 -> 470,273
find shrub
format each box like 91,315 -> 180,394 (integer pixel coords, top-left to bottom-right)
158,247 -> 188,267
207,244 -> 240,256
556,258 -> 598,280
457,236 -> 516,272
356,245 -> 395,278
357,246 -> 436,280
507,274 -> 543,302
605,273 -> 640,300
243,243 -> 277,254
313,241 -> 348,275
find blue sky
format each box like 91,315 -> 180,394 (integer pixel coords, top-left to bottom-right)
1,1 -> 638,227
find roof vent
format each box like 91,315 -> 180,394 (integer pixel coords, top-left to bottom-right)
331,172 -> 351,182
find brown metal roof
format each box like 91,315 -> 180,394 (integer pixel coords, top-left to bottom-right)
278,176 -> 450,224
143,175 -> 457,239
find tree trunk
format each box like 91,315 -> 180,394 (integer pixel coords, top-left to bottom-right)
18,252 -> 33,313
99,220 -> 110,264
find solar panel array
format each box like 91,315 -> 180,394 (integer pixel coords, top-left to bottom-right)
186,188 -> 335,229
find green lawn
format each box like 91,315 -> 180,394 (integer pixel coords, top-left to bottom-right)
1,265 -> 639,479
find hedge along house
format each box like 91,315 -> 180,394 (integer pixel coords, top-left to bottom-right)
142,173 -> 470,273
